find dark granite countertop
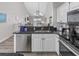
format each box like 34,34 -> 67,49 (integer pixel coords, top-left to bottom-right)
59,34 -> 79,56
57,34 -> 68,40
13,31 -> 57,34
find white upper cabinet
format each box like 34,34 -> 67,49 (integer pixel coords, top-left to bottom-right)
70,2 -> 79,11
57,3 -> 69,23
57,6 -> 61,22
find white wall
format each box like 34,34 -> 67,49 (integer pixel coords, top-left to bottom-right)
24,2 -> 48,16
45,3 -> 53,26
0,2 -> 28,41
53,3 -> 57,27
24,2 -> 54,26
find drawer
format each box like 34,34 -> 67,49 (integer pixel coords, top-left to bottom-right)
37,34 -> 54,39
32,34 -> 39,39
32,34 -> 57,40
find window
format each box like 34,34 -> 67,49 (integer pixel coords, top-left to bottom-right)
0,13 -> 6,23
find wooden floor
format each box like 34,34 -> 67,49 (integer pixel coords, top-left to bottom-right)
0,36 -> 14,53
0,36 -> 58,56
22,52 -> 58,56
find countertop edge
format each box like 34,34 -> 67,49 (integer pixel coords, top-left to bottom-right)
59,36 -> 79,56
13,31 -> 57,34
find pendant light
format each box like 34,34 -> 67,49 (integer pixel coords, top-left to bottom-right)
34,2 -> 43,16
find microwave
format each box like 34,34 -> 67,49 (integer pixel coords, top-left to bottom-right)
67,9 -> 79,25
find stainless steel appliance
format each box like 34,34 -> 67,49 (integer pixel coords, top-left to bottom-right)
68,9 -> 79,24
62,27 -> 70,40
67,9 -> 79,48
16,34 -> 31,52
69,26 -> 79,48
59,41 -> 76,56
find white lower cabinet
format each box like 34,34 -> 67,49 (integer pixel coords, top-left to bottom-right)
32,38 -> 42,52
55,35 -> 59,55
44,38 -> 54,52
32,34 -> 56,52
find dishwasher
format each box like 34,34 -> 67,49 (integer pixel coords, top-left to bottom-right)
26,34 -> 31,52
16,34 -> 31,52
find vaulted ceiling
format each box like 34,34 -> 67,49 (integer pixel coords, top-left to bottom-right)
24,2 -> 64,16
24,2 -> 52,16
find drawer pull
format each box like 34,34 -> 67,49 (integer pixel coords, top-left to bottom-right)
42,38 -> 45,40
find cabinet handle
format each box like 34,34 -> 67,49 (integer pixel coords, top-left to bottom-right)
57,40 -> 59,42
42,38 -> 45,40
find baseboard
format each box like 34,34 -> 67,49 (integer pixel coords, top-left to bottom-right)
0,34 -> 13,43
16,51 -> 57,53
16,51 -> 32,53
32,51 -> 56,53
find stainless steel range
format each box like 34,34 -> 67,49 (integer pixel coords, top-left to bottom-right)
67,9 -> 79,49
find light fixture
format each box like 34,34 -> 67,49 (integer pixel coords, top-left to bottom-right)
33,3 -> 43,16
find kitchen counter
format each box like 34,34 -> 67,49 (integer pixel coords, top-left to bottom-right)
13,31 -> 57,34
59,34 -> 79,56
14,31 -> 57,52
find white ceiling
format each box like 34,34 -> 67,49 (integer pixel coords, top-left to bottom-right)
24,2 -> 51,16
24,2 -> 64,16
53,2 -> 64,8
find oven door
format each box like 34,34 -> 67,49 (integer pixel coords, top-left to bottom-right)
59,42 -> 76,56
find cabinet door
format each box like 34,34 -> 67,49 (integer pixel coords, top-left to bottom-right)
70,2 -> 79,11
32,34 -> 56,52
57,3 -> 69,23
44,34 -> 56,52
44,38 -> 54,52
32,38 -> 42,52
62,3 -> 69,23
57,6 -> 61,22
32,34 -> 42,52
55,35 -> 59,55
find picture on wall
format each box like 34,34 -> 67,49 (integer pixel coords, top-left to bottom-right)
0,13 -> 6,22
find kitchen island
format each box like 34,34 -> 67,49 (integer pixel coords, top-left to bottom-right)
13,31 -> 57,34
13,31 -> 58,53
13,31 -> 79,56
